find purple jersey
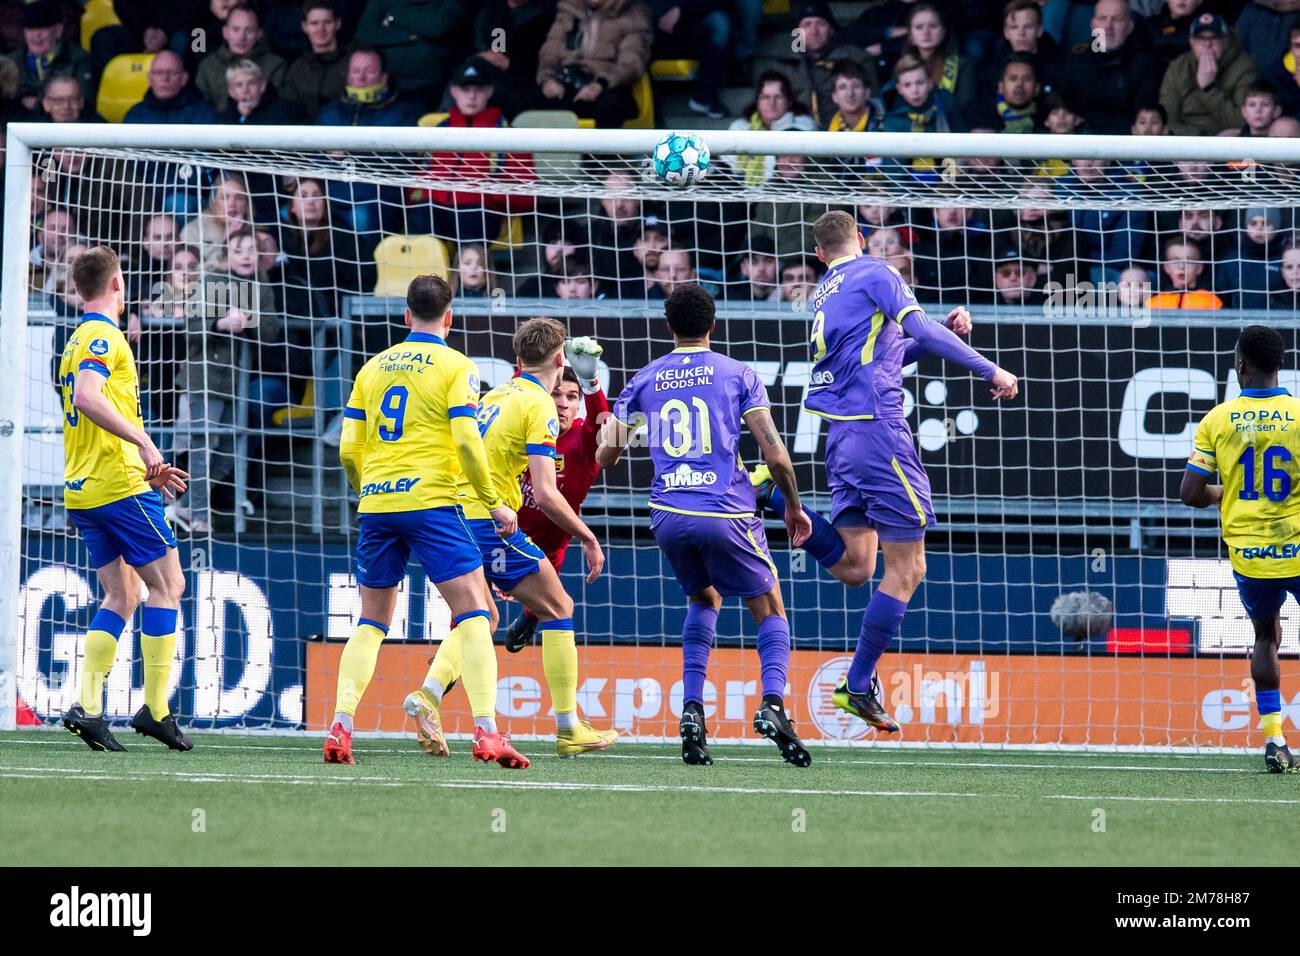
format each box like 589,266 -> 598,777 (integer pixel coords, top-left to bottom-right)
614,346 -> 768,517
807,254 -> 996,420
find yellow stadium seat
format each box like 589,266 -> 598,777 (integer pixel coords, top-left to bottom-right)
651,59 -> 699,81
418,112 -> 449,127
491,215 -> 524,252
81,0 -> 121,51
271,380 -> 316,427
625,72 -> 654,129
373,234 -> 451,296
763,0 -> 789,13
577,118 -> 596,129
97,53 -> 155,123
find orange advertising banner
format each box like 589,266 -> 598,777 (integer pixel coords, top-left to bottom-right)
306,643 -> 1298,748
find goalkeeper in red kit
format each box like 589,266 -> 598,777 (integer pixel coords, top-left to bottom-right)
504,337 -> 608,652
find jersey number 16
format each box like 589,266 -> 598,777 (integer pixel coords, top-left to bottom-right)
1239,445 -> 1293,502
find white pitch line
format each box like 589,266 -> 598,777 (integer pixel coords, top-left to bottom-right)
1045,790 -> 1300,806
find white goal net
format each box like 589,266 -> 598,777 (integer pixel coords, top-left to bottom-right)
4,124 -> 1299,749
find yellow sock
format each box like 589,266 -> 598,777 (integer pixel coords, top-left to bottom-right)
423,626 -> 463,698
541,621 -> 578,719
141,632 -> 177,718
456,612 -> 498,723
79,629 -> 119,718
1262,712 -> 1284,740
334,620 -> 388,719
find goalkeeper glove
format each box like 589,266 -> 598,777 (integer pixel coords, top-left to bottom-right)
565,336 -> 604,395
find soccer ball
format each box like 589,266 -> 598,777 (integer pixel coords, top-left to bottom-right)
651,132 -> 710,187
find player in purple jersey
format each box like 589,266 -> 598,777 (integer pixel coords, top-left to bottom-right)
755,210 -> 1019,731
597,286 -> 816,767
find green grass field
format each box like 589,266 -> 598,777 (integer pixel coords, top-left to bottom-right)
1,730 -> 1295,866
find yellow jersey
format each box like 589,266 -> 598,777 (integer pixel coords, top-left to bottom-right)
58,313 -> 150,511
459,372 -> 559,519
343,331 -> 483,514
1187,386 -> 1300,578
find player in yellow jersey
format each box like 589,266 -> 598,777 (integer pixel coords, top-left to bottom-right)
57,247 -> 191,753
1182,325 -> 1300,773
327,275 -> 528,768
404,317 -> 619,757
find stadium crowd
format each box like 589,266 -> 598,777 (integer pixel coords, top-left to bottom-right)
12,0 -> 1300,528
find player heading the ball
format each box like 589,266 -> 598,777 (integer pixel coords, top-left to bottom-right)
754,209 -> 1018,733
598,285 -> 815,767
328,274 -> 528,769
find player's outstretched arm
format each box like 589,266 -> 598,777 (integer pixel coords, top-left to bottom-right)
71,369 -> 165,478
595,415 -> 634,469
899,309 -> 1018,400
1179,466 -> 1224,509
901,306 -> 972,366
450,415 -> 517,535
528,454 -> 604,583
743,406 -> 811,548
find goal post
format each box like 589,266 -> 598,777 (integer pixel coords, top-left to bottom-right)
5,121 -> 1300,748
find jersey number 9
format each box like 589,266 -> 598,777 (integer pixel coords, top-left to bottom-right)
1239,445 -> 1293,503
379,385 -> 408,442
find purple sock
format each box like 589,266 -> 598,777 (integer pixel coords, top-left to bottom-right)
846,591 -> 908,693
681,604 -> 718,705
766,486 -> 846,569
755,614 -> 791,700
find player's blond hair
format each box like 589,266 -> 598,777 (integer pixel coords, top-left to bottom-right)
70,246 -> 120,301
513,316 -> 566,366
813,210 -> 858,255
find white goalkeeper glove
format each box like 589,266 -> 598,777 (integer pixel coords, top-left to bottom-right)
565,336 -> 604,395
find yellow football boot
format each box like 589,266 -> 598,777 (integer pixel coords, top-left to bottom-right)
556,721 -> 619,757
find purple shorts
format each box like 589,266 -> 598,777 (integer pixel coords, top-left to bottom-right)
825,418 -> 935,542
650,509 -> 778,599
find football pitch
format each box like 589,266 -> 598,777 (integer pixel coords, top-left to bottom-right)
1,731 -> 1294,867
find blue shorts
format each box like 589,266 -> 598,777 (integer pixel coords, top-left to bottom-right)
68,491 -> 177,569
355,506 -> 481,589
1233,571 -> 1300,621
825,419 -> 936,542
465,517 -> 545,591
650,509 -> 777,599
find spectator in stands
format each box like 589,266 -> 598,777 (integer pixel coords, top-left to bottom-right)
1272,243 -> 1300,310
181,174 -> 253,270
722,237 -> 779,302
452,242 -> 493,298
748,154 -> 823,256
858,203 -> 905,233
1117,265 -> 1151,310
127,215 -> 182,421
1034,90 -> 1084,176
29,207 -> 81,292
1148,237 -> 1223,309
779,255 -> 823,306
977,0 -> 1063,103
990,245 -> 1045,305
274,176 -> 376,318
1058,158 -> 1147,285
649,0 -> 733,120
1238,0 -> 1300,98
1161,13 -> 1258,136
1271,115 -> 1300,135
911,206 -> 991,302
726,71 -> 817,185
1148,0 -> 1203,66
356,0 -> 472,104
866,226 -> 905,259
883,52 -> 966,133
86,0 -> 201,72
1057,0 -> 1159,134
1131,103 -> 1168,135
471,0 -> 558,117
1170,207 -> 1231,274
553,253 -> 606,299
536,0 -> 654,129
9,0 -> 94,113
973,54 -> 1039,132
589,169 -> 655,292
145,242 -> 201,323
316,48 -> 420,125
128,213 -> 179,323
1266,24 -> 1300,116
175,227 -> 282,533
34,73 -> 96,122
414,59 -> 536,243
1013,190 -> 1077,286
197,4 -> 288,112
888,3 -> 975,121
125,49 -> 219,124
778,0 -> 878,130
283,1 -> 349,119
1220,207 -> 1284,308
825,60 -> 878,132
615,218 -> 669,298
647,247 -> 697,299
1220,81 -> 1284,138
220,59 -> 296,123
